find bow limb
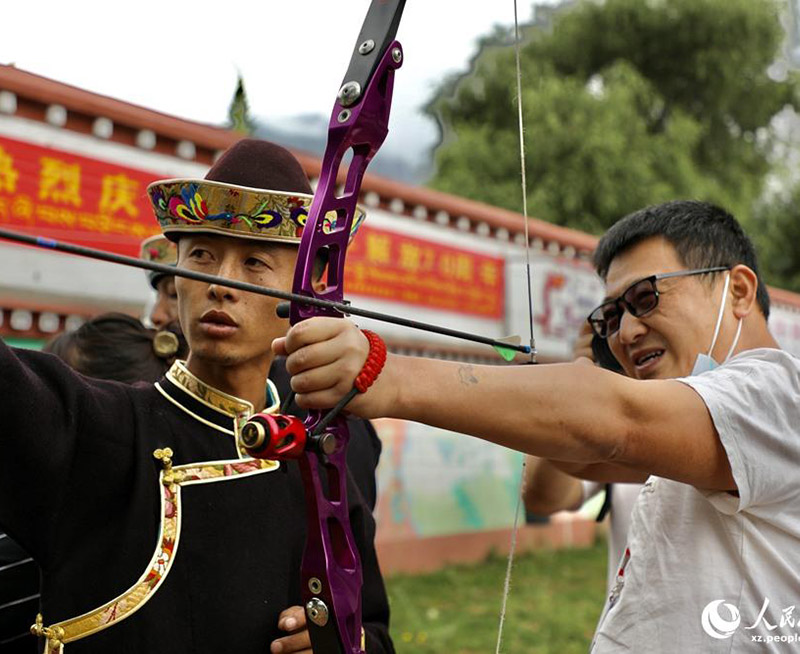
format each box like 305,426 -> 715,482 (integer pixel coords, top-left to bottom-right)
290,3 -> 405,653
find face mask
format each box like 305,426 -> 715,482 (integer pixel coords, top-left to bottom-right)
691,272 -> 742,376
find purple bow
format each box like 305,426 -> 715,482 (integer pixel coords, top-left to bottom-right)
262,3 -> 406,652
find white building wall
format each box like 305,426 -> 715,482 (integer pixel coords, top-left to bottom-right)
0,114 -> 207,314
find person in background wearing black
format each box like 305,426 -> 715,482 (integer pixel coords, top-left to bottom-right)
45,313 -> 188,383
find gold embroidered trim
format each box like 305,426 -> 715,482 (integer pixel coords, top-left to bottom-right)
157,373 -> 282,458
165,361 -> 282,419
33,450 -> 279,650
166,361 -> 254,417
154,382 -> 236,436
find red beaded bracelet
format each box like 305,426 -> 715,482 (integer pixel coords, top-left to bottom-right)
355,330 -> 387,394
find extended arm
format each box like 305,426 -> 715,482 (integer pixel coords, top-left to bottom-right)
276,319 -> 735,492
549,460 -> 649,484
0,340 -> 130,558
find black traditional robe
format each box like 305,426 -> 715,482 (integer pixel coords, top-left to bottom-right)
0,532 -> 38,653
0,342 -> 393,653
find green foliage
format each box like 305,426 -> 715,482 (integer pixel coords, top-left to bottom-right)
427,0 -> 800,236
752,185 -> 800,292
228,74 -> 255,135
386,543 -> 607,653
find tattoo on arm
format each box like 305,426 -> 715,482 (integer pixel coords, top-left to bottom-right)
458,364 -> 478,387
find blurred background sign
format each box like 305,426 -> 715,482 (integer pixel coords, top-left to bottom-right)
346,225 -> 505,319
0,135 -> 161,257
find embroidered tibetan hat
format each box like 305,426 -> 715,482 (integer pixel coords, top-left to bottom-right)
139,234 -> 177,289
147,138 -> 366,243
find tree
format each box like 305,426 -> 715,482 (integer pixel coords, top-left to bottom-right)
752,184 -> 800,292
426,0 -> 799,236
228,73 -> 255,135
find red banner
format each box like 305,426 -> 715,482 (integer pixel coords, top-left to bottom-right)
346,226 -> 504,318
0,135 -> 162,257
0,136 -> 504,317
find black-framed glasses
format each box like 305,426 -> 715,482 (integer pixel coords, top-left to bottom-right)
588,266 -> 730,339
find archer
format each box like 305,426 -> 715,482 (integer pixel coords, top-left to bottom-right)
1,139 -> 394,654
280,200 -> 800,651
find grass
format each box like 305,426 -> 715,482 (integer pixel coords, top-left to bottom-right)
386,541 -> 607,653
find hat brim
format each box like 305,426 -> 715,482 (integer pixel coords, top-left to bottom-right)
148,178 -> 366,244
147,270 -> 173,290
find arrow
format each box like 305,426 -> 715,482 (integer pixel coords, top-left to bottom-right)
0,227 -> 531,359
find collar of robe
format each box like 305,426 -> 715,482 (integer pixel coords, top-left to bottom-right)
156,360 -> 280,436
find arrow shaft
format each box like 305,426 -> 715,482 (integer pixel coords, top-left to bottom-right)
0,227 -> 530,355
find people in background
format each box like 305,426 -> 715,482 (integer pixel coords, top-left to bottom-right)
140,234 -> 179,329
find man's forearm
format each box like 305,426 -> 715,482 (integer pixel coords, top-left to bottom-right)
284,318 -> 731,489
552,460 -> 649,484
385,355 -> 631,464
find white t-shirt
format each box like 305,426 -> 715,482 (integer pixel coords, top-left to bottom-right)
582,481 -> 643,594
592,348 -> 800,652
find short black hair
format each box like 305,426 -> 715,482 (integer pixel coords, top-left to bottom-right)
593,200 -> 770,319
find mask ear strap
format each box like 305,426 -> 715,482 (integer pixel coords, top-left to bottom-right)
723,317 -> 743,363
706,272 -> 731,359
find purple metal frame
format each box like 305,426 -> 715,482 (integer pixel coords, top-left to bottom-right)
290,41 -> 403,654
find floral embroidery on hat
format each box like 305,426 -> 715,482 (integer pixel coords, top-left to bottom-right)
148,179 -> 365,244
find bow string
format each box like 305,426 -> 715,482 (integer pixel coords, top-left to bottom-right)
494,3 -> 538,652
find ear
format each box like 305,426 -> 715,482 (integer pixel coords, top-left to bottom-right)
729,264 -> 758,319
310,275 -> 327,293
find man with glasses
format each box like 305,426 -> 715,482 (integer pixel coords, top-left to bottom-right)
280,200 -> 798,651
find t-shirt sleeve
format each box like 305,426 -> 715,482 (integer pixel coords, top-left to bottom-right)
677,349 -> 800,513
